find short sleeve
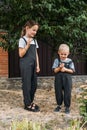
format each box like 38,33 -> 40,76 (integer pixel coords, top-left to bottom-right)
18,38 -> 26,48
69,61 -> 75,72
52,58 -> 59,69
34,39 -> 39,48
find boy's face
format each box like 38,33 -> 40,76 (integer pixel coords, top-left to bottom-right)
58,50 -> 69,60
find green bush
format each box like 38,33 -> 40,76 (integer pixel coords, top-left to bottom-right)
78,85 -> 87,121
11,119 -> 46,130
0,0 -> 87,56
10,119 -> 87,130
76,84 -> 87,130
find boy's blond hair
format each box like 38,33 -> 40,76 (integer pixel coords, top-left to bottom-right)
58,44 -> 70,52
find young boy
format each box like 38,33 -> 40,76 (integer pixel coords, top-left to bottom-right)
52,44 -> 75,114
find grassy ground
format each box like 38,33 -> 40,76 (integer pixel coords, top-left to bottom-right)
0,85 -> 81,130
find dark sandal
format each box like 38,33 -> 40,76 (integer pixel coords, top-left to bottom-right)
24,105 -> 32,111
24,104 -> 39,112
31,103 -> 40,110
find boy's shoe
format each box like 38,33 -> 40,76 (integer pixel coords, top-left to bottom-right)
54,106 -> 61,112
65,107 -> 70,114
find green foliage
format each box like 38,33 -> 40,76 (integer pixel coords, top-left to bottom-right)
0,0 -> 87,56
0,32 -> 18,51
10,119 -> 87,130
11,119 -> 46,130
77,85 -> 87,122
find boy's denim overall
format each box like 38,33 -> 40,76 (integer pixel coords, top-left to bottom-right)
55,61 -> 72,108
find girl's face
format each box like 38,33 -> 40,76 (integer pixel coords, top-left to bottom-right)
58,50 -> 69,60
26,25 -> 39,38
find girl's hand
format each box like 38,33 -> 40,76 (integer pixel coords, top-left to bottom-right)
27,38 -> 32,45
36,66 -> 40,73
24,38 -> 32,52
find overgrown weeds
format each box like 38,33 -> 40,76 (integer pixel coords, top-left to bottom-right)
77,84 -> 87,121
11,119 -> 46,130
10,118 -> 87,130
76,84 -> 87,129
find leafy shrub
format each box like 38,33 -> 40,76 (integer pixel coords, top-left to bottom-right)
76,84 -> 87,129
10,118 -> 87,130
11,119 -> 46,130
78,85 -> 87,121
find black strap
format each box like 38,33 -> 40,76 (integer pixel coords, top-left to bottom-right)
22,37 -> 27,44
22,37 -> 36,45
59,60 -> 72,64
33,39 -> 37,46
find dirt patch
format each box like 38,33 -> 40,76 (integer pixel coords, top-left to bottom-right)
0,87 -> 80,130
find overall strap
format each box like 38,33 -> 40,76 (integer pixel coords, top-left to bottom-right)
58,55 -> 60,61
22,37 -> 36,46
33,39 -> 37,46
58,58 -> 72,68
22,37 -> 27,44
68,60 -> 72,64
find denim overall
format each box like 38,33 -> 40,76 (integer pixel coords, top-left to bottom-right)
55,60 -> 72,108
20,39 -> 37,107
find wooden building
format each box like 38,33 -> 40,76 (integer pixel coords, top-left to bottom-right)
2,41 -> 87,78
0,37 -> 87,78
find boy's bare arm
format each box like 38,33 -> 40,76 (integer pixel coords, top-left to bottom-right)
60,67 -> 74,73
53,67 -> 61,73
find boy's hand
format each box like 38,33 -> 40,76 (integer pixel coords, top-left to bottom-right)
59,63 -> 64,68
60,67 -> 66,72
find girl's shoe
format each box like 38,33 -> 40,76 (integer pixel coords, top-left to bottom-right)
24,104 -> 40,112
31,103 -> 40,110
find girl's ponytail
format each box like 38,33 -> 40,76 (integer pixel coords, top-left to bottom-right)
21,20 -> 39,37
21,27 -> 26,37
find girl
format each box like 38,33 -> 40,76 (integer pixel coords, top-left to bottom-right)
19,20 -> 40,112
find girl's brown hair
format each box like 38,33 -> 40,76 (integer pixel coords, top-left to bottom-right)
21,20 -> 39,37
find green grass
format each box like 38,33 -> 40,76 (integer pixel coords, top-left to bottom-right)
11,119 -> 46,130
10,118 -> 87,130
